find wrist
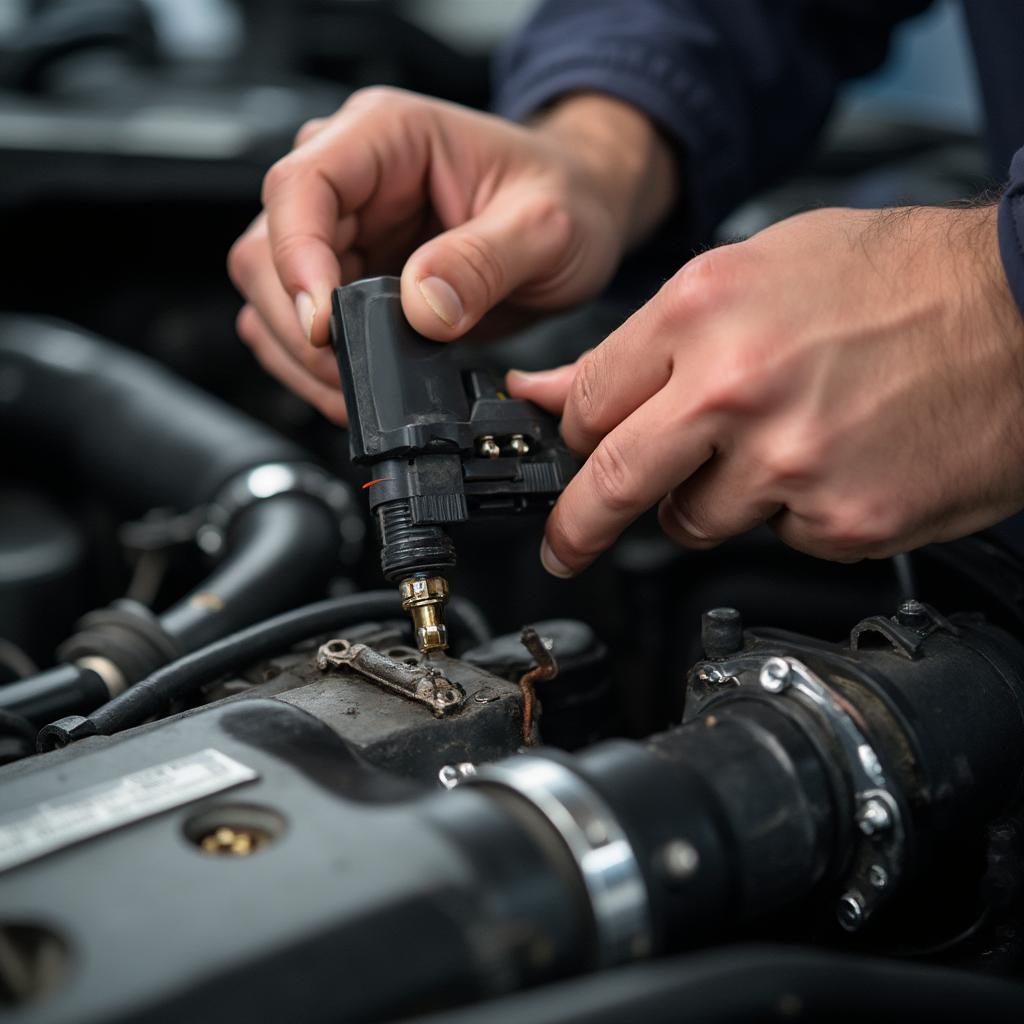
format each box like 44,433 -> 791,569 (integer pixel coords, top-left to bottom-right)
533,92 -> 679,251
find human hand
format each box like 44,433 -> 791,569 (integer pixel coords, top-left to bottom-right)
228,88 -> 676,422
508,205 -> 1024,576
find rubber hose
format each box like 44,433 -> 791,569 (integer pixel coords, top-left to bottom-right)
39,591 -> 490,746
0,315 -> 305,510
400,944 -> 1024,1024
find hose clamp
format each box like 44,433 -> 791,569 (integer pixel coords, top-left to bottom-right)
459,754 -> 652,966
200,462 -> 364,562
690,652 -> 906,931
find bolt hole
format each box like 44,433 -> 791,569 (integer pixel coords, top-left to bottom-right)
0,923 -> 70,1008
183,805 -> 285,858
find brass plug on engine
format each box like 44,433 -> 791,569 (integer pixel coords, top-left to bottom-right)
400,575 -> 449,654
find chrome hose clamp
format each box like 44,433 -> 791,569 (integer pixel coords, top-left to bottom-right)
459,754 -> 652,966
691,652 -> 907,931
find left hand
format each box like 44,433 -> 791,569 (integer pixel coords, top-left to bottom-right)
507,205 -> 1024,576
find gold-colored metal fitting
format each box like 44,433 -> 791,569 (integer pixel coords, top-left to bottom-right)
510,434 -> 530,456
399,575 -> 450,653
198,826 -> 268,857
478,435 -> 500,459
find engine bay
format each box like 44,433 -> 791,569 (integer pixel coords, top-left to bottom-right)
3,4 -> 1024,1021
4,309 -> 1024,1024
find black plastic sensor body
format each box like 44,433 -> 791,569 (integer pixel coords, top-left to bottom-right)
331,276 -> 577,651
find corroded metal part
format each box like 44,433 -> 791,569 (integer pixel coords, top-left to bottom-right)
317,637 -> 464,717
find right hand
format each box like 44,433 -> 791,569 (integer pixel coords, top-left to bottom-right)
227,87 -> 676,422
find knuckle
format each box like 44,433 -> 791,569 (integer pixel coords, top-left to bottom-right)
697,347 -> 766,414
234,305 -> 259,346
450,231 -> 506,307
269,232 -> 311,286
343,85 -> 407,114
226,235 -> 255,289
518,192 -> 573,252
568,352 -> 604,440
261,155 -> 299,203
548,508 -> 598,568
662,245 -> 747,321
816,498 -> 901,557
587,436 -> 638,515
758,432 -> 827,485
293,116 -> 325,148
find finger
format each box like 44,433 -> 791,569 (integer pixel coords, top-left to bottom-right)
399,191 -> 577,341
558,301 -> 674,455
541,384 -> 715,577
262,108 -> 391,346
293,116 -> 328,148
229,224 -> 345,386
505,363 -> 578,415
657,456 -> 782,550
237,305 -> 347,424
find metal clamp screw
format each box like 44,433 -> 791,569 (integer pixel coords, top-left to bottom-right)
438,762 -> 477,789
856,797 -> 892,836
836,891 -> 865,932
759,657 -> 791,692
868,865 -> 889,890
659,839 -> 700,882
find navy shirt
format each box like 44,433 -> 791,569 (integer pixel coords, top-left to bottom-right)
493,0 -> 1024,316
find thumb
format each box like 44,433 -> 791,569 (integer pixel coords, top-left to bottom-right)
400,193 -> 571,341
505,363 -> 578,416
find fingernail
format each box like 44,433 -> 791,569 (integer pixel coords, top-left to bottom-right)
508,367 -> 564,384
418,276 -> 463,327
540,539 -> 574,579
295,291 -> 316,342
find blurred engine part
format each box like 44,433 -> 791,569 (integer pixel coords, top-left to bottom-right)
0,317 -> 362,731
2,599 -> 1024,1021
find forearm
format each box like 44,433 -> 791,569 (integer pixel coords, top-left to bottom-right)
494,0 -> 931,236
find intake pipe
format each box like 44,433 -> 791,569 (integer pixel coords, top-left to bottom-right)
0,316 -> 363,725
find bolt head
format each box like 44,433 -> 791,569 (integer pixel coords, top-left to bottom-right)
438,762 -> 476,789
759,658 -> 790,693
836,891 -> 865,932
659,839 -> 700,882
868,864 -> 889,890
896,599 -> 928,629
857,798 -> 892,836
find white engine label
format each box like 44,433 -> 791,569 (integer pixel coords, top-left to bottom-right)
0,748 -> 258,874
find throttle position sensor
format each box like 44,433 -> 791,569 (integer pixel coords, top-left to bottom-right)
331,276 -> 577,654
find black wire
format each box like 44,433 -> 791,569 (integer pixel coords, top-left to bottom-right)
79,591 -> 489,739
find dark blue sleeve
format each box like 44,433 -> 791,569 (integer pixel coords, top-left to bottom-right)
493,0 -> 931,236
999,147 -> 1024,319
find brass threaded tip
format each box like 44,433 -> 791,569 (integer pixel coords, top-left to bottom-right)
399,576 -> 450,653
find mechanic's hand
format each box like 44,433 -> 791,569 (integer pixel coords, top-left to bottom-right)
508,205 -> 1024,575
228,89 -> 676,422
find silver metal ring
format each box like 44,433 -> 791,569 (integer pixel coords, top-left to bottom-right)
462,755 -> 652,966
